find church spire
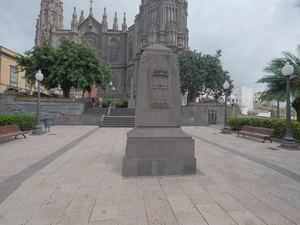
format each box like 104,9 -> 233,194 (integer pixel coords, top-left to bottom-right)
89,0 -> 93,17
79,10 -> 85,24
71,7 -> 78,32
122,13 -> 127,33
113,12 -> 119,30
102,7 -> 108,32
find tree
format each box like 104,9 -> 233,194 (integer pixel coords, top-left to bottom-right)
178,49 -> 232,104
257,45 -> 300,122
17,39 -> 112,98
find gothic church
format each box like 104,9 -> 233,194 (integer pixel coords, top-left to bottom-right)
35,0 -> 189,98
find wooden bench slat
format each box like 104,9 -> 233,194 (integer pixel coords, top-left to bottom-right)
237,126 -> 274,143
0,125 -> 29,140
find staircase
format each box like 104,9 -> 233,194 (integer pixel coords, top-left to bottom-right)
101,108 -> 136,127
101,116 -> 135,127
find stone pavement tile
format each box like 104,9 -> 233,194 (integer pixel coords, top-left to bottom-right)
57,200 -> 94,225
72,187 -> 99,202
237,180 -> 300,210
195,176 -> 217,186
43,184 -> 78,205
242,184 -> 300,224
120,179 -> 143,205
188,192 -> 215,205
0,216 -> 30,225
215,181 -> 273,214
0,197 -> 20,218
89,220 -> 118,225
20,172 -> 53,187
255,211 -> 296,225
119,202 -> 148,225
200,184 -> 228,196
196,163 -> 229,185
141,177 -> 162,191
166,195 -> 196,212
27,203 -> 67,223
228,210 -> 266,225
159,177 -> 186,195
175,210 -> 208,225
212,194 -> 247,212
144,198 -> 178,225
176,177 -> 206,194
1,201 -> 42,218
196,204 -> 237,225
141,178 -> 178,224
90,204 -> 119,223
96,186 -> 121,206
279,183 -> 300,198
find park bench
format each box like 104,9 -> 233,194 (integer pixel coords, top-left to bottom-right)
0,124 -> 29,140
237,126 -> 274,143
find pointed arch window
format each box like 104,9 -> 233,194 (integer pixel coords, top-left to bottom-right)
128,36 -> 133,61
109,37 -> 120,62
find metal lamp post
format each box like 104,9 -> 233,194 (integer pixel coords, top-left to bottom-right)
221,80 -> 230,134
32,70 -> 44,135
109,81 -> 113,106
281,62 -> 298,149
112,86 -> 116,107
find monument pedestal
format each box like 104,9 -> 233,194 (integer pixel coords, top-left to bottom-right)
122,127 -> 196,177
122,44 -> 196,177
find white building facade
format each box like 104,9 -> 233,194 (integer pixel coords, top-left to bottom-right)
231,86 -> 253,115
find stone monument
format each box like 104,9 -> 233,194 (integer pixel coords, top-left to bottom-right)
122,44 -> 196,177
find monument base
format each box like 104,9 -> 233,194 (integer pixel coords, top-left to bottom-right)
122,127 -> 196,177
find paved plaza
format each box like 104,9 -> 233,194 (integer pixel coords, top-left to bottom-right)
0,125 -> 300,225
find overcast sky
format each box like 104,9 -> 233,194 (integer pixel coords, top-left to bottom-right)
1,0 -> 300,92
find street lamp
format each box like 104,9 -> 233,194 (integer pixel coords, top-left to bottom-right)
281,62 -> 298,149
32,70 -> 44,135
221,80 -> 230,134
109,81 -> 113,106
112,86 -> 116,107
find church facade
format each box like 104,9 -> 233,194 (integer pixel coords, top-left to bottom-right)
35,0 -> 189,98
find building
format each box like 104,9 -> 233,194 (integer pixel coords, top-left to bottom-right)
231,86 -> 253,115
35,0 -> 189,98
0,46 -> 32,94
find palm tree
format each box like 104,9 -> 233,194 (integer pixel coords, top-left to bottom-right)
257,45 -> 300,122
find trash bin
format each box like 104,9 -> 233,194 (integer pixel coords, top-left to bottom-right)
43,118 -> 51,132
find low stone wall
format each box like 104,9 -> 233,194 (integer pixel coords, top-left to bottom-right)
52,114 -> 103,126
2,94 -> 85,120
181,103 -> 237,126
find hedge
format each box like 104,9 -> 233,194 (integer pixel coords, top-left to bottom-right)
0,114 -> 36,131
115,99 -> 128,108
228,117 -> 300,141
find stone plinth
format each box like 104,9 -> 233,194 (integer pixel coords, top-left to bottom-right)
122,44 -> 196,177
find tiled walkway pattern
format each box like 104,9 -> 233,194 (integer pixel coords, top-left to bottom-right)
0,126 -> 299,225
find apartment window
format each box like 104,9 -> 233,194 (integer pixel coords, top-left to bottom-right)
10,67 -> 18,87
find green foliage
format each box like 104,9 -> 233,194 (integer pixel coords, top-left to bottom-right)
228,117 -> 300,140
257,44 -> 300,121
102,98 -> 110,107
0,115 -> 36,131
178,49 -> 233,104
115,99 -> 128,108
17,40 -> 112,98
102,98 -> 110,105
101,100 -> 109,108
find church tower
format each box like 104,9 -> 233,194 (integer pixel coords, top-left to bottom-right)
35,0 -> 64,45
135,0 -> 189,54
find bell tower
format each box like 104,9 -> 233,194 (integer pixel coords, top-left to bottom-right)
35,0 -> 64,45
136,0 -> 189,53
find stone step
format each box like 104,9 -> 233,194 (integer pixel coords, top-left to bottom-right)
101,116 -> 135,127
109,108 -> 136,116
